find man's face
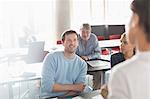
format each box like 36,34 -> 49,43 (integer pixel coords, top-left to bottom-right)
80,29 -> 91,41
63,33 -> 78,53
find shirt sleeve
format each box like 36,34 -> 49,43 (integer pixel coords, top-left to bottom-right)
108,68 -> 130,99
75,61 -> 87,84
41,54 -> 56,93
87,35 -> 101,59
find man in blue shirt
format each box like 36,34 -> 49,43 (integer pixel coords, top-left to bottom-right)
76,23 -> 101,90
76,23 -> 101,60
41,30 -> 87,98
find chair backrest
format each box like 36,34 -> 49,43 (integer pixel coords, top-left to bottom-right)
56,40 -> 62,45
109,34 -> 121,40
42,51 -> 49,61
91,25 -> 106,37
97,36 -> 105,41
107,25 -> 125,36
26,41 -> 45,63
18,37 -> 27,48
101,48 -> 110,55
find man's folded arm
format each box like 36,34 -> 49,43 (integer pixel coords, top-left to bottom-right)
52,83 -> 85,92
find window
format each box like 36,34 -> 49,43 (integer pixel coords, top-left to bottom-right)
71,0 -> 105,31
71,0 -> 91,31
0,0 -> 56,49
71,0 -> 132,30
105,0 -> 132,24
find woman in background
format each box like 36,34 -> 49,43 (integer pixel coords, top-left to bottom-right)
111,33 -> 135,68
108,0 -> 150,99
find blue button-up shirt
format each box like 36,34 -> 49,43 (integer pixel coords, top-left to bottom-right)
76,33 -> 101,60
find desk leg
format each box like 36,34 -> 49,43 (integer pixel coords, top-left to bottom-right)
8,83 -> 13,99
100,71 -> 105,86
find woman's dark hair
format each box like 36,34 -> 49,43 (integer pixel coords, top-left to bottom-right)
131,0 -> 150,42
61,30 -> 78,41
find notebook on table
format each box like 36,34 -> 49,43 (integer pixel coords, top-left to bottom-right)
86,60 -> 109,68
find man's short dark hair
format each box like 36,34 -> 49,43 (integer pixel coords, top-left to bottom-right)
61,30 -> 78,41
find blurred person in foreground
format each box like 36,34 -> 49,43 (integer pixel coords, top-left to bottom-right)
108,0 -> 150,99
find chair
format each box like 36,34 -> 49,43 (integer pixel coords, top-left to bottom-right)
101,48 -> 110,55
18,37 -> 28,48
97,36 -> 105,41
109,34 -> 121,40
25,41 -> 45,64
109,35 -> 121,52
56,40 -> 62,45
42,51 -> 49,61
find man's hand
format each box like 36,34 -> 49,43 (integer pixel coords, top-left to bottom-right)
81,56 -> 89,61
101,84 -> 108,99
72,84 -> 85,92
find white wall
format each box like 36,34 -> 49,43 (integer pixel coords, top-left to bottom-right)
55,0 -> 71,39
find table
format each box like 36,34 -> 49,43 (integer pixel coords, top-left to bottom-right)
50,90 -> 103,99
0,48 -> 28,58
73,90 -> 103,99
0,48 -> 28,66
49,45 -> 64,52
87,60 -> 110,85
98,39 -> 120,48
0,62 -> 42,99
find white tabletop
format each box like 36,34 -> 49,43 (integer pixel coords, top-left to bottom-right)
0,62 -> 42,85
0,48 -> 28,56
49,45 -> 64,53
0,48 -> 28,63
99,39 -> 120,48
73,90 -> 104,99
51,90 -> 104,99
0,62 -> 42,99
